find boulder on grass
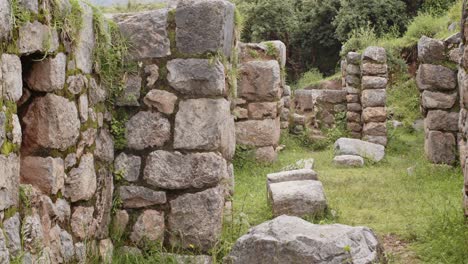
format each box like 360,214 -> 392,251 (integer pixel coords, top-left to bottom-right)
334,138 -> 385,162
333,155 -> 364,167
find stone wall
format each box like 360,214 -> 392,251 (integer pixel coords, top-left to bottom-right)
234,42 -> 286,163
459,0 -> 468,216
0,0 -> 238,262
342,47 -> 389,146
417,36 -> 460,165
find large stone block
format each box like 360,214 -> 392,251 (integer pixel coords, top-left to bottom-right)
362,107 -> 386,122
119,186 -> 166,208
334,138 -> 385,162
0,0 -> 12,41
1,54 -> 22,102
267,169 -> 318,184
425,110 -> 459,132
26,53 -> 66,92
362,46 -> 387,64
18,21 -> 59,55
131,210 -> 165,245
363,122 -> 387,136
71,206 -> 95,240
143,89 -> 178,114
64,154 -> 97,202
116,75 -> 142,106
416,64 -> 457,91
74,2 -> 95,73
114,9 -> 170,60
20,156 -> 65,195
114,153 -> 141,182
175,0 -> 234,57
167,59 -> 226,96
421,90 -> 457,109
247,102 -> 278,119
238,60 -> 281,102
361,63 -> 387,76
126,111 -> 171,150
3,213 -> 21,257
23,94 -> 80,151
262,40 -> 287,67
361,76 -> 387,90
144,150 -> 228,190
94,128 -> 114,163
459,68 -> 468,108
236,118 -> 281,147
168,187 -> 224,251
333,155 -> 364,167
0,154 -> 19,210
174,98 -> 235,159
346,52 -> 361,64
361,89 -> 386,107
418,36 -> 445,64
425,130 -> 456,165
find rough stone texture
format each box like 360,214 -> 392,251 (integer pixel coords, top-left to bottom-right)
78,94 -> 88,122
2,54 -> 23,102
20,156 -> 65,195
94,168 -> 115,240
113,210 -> 129,235
347,52 -> 361,64
361,107 -> 386,123
174,99 -> 235,159
236,118 -> 281,147
226,215 -> 384,264
363,122 -> 387,136
126,111 -> 171,150
114,153 -> 141,182
0,228 -> 9,263
347,112 -> 361,123
333,155 -> 365,167
425,110 -> 459,132
23,94 -> 80,151
348,103 -> 362,112
0,113 -> 5,147
144,150 -> 228,190
115,9 -> 170,60
363,135 -> 388,146
64,153 -> 97,202
334,138 -> 385,162
248,102 -> 278,119
0,154 -> 19,210
89,78 -> 107,106
144,64 -> 159,87
418,36 -> 445,64
167,59 -> 226,96
263,40 -> 287,67
362,76 -> 387,90
294,89 -> 347,111
67,74 -> 88,95
22,213 -> 44,254
117,75 -> 142,106
425,131 -> 456,165
119,186 -> 166,208
255,146 -> 277,163
361,89 -> 386,108
238,60 -> 281,102
175,0 -> 234,57
74,2 -> 95,73
168,187 -> 224,251
421,90 -> 457,109
55,198 -> 71,224
267,169 -> 318,184
0,0 -> 12,41
362,46 -> 387,64
3,213 -> 21,256
416,64 -> 457,91
95,129 -> 114,163
361,63 -> 387,76
269,180 -> 327,217
71,206 -> 95,240
26,53 -> 66,92
99,239 -> 113,264
18,21 -> 59,55
131,210 -> 165,244
143,89 -> 178,114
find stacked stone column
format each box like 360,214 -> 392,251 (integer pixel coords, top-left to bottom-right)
344,52 -> 363,139
360,47 -> 388,146
234,42 -> 285,163
417,36 -> 459,165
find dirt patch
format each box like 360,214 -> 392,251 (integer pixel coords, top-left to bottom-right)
383,234 -> 420,264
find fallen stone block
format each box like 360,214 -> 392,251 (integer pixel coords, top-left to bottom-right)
267,169 -> 318,184
333,155 -> 364,167
334,138 -> 385,162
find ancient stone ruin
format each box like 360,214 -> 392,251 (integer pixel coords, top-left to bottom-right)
459,1 -> 468,216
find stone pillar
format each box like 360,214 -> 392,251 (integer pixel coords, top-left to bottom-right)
360,47 -> 388,146
344,52 -> 363,139
417,36 -> 459,165
234,42 -> 285,163
459,0 -> 468,216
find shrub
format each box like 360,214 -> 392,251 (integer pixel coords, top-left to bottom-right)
294,68 -> 323,89
404,13 -> 448,41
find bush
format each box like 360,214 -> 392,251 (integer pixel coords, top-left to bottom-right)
387,76 -> 421,128
294,68 -> 323,89
404,13 -> 448,41
340,25 -> 378,56
421,0 -> 458,16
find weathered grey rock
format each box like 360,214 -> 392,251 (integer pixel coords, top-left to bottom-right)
416,64 -> 457,91
130,210 -> 165,244
64,153 -> 97,202
19,0 -> 38,13
174,99 -> 235,159
238,60 -> 281,102
334,138 -> 385,162
348,103 -> 362,112
346,52 -> 361,64
2,54 -> 22,102
361,89 -> 386,107
234,106 -> 248,120
168,187 -> 224,251
144,64 -> 159,87
346,86 -> 360,94
114,153 -> 141,182
248,102 -> 278,119
363,135 -> 388,146
23,94 -> 80,151
362,46 -> 386,64
226,215 -> 384,264
363,122 -> 387,136
26,53 -> 66,92
0,0 -> 12,41
0,154 -> 19,210
74,2 -> 95,73
78,94 -> 88,122
94,168 -> 114,240
20,156 -> 65,195
60,229 -> 75,263
236,118 -> 281,147
176,0 -> 234,56
361,63 -> 387,76
88,78 -> 107,106
347,112 -> 361,123
449,48 -> 462,63
23,213 -> 44,254
421,90 -> 457,109
362,76 -> 387,90
144,150 -> 228,190
295,89 -> 347,109
71,206 -> 95,240
263,40 -> 287,67
3,213 -> 20,256
267,169 -> 318,184
119,186 -> 166,208
347,94 -> 359,103
425,110 -> 459,131
114,9 -> 170,60
445,32 -> 461,44
55,198 -> 71,224
76,128 -> 97,159
113,210 -> 129,236
117,75 -> 141,106
126,111 -> 171,150
11,114 -> 21,145
143,89 -> 178,114
95,129 -> 114,163
67,74 -> 88,95
346,64 -> 360,75
167,59 -> 226,96
283,85 -> 291,96
0,227 -> 9,263
0,113 -> 5,148
418,36 -> 445,64
347,122 -> 362,133
333,155 -> 364,167
269,180 -> 327,217
425,130 -> 456,165
18,21 -> 59,55
99,239 -> 113,264
255,146 -> 277,163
